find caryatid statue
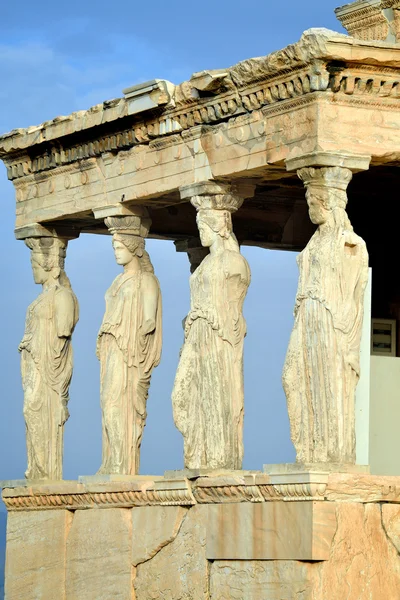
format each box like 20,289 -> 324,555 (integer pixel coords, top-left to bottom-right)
172,182 -> 254,470
282,167 -> 369,465
19,236 -> 79,480
97,211 -> 162,475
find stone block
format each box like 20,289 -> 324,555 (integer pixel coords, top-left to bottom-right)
206,501 -> 336,561
313,502 -> 400,598
285,151 -> 371,173
210,561 -> 313,600
134,505 -> 208,600
210,502 -> 400,599
66,508 -> 132,600
381,503 -> 400,552
5,509 -> 71,600
263,462 -> 370,475
326,472 -> 400,503
131,506 -> 188,565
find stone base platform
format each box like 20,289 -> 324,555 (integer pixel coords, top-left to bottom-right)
2,471 -> 400,599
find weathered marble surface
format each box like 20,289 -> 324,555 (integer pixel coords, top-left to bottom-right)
283,167 -> 369,464
20,236 -> 79,480
312,502 -> 400,599
97,211 -> 162,475
206,501 -> 336,560
335,0 -> 400,43
66,508 -> 132,600
210,561 -> 313,600
172,183 -> 252,470
4,482 -> 400,599
5,509 -> 72,600
382,503 -> 400,552
210,503 -> 400,599
134,505 -> 208,600
131,505 -> 188,565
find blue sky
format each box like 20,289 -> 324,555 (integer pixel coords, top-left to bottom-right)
0,1 -> 345,485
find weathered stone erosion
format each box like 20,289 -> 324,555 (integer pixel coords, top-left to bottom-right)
3,473 -> 400,599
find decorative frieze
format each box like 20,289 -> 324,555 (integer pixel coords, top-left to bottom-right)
335,1 -> 391,41
335,0 -> 400,42
2,480 -> 196,511
4,473 -> 400,511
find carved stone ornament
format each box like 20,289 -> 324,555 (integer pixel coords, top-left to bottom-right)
172,182 -> 254,470
282,166 -> 369,465
5,472 -> 400,511
97,210 -> 162,475
335,0 -> 400,42
19,236 -> 79,480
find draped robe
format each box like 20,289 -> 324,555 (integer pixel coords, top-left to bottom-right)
97,270 -> 162,475
172,249 -> 250,470
20,285 -> 78,480
282,225 -> 369,464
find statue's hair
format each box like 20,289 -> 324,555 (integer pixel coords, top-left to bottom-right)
197,209 -> 240,251
306,187 -> 348,211
113,234 -> 154,273
26,237 -> 72,288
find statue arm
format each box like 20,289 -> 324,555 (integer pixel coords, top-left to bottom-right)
339,233 -> 369,319
55,289 -> 77,338
223,253 -> 250,346
141,275 -> 160,336
343,234 -> 369,372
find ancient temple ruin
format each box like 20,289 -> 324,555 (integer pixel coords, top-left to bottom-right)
2,1 -> 400,598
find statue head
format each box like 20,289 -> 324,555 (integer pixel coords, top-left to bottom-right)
196,209 -> 236,249
105,213 -> 154,273
112,234 -> 145,266
298,167 -> 352,227
25,237 -> 67,285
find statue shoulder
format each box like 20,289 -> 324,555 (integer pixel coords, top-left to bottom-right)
141,271 -> 160,293
222,250 -> 250,279
343,230 -> 368,254
343,229 -> 364,244
54,285 -> 75,305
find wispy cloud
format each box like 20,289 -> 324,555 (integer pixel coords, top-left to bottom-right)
0,31 -> 193,135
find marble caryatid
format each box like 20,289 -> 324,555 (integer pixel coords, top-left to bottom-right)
97,212 -> 162,475
172,183 -> 252,470
282,167 -> 369,465
19,236 -> 79,480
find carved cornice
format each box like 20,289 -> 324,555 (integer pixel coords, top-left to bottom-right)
3,61 -> 400,182
337,6 -> 390,41
192,485 -> 266,503
2,482 -> 328,510
4,473 -> 400,510
335,0 -> 400,42
3,488 -> 196,511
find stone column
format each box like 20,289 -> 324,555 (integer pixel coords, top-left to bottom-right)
172,181 -> 255,471
93,204 -> 162,475
283,154 -> 371,466
16,224 -> 79,481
